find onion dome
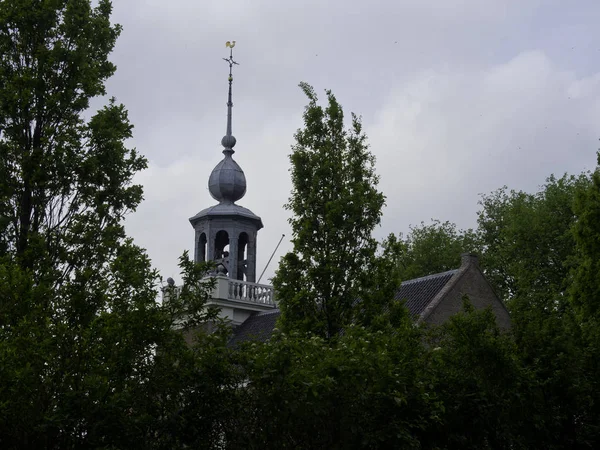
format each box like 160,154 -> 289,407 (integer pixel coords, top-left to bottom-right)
208,149 -> 246,203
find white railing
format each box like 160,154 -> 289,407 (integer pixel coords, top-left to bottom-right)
228,279 -> 275,306
163,278 -> 276,308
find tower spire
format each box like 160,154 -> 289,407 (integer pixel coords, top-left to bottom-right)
191,40 -> 263,284
208,41 -> 247,204
221,41 -> 238,154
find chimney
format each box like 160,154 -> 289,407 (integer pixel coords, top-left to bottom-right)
461,253 -> 479,268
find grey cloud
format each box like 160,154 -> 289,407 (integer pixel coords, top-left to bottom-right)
98,0 -> 600,283
370,51 -> 600,237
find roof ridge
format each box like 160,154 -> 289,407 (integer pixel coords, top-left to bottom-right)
257,309 -> 281,316
401,269 -> 458,285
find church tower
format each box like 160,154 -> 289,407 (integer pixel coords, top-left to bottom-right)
189,42 -> 263,283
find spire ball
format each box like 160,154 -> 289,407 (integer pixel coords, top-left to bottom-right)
221,135 -> 236,149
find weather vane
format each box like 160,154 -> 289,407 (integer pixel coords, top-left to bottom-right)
224,41 -> 238,81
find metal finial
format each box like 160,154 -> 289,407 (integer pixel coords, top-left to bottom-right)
221,41 -> 239,153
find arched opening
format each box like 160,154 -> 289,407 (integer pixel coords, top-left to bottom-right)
215,230 -> 230,274
198,232 -> 207,262
215,230 -> 230,259
237,232 -> 249,280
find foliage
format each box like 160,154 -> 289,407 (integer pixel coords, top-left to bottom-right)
0,2 -> 229,448
571,152 -> 600,319
273,82 -> 387,338
394,220 -> 480,281
423,300 -> 530,449
368,168 -> 599,448
0,0 -> 141,268
477,173 -> 590,305
567,151 -> 600,445
230,322 -> 439,450
474,173 -> 600,448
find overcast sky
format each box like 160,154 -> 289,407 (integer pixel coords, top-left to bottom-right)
104,0 -> 600,285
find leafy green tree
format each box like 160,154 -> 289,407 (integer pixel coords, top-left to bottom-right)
231,321 -> 438,450
394,220 -> 480,281
0,2 -> 229,448
423,300 -> 529,450
477,173 -> 589,304
0,0 -> 136,266
379,170 -> 597,448
567,151 -> 600,445
473,170 -> 600,448
571,153 -> 600,319
273,82 -> 387,338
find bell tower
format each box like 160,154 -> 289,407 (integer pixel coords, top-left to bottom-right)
189,41 -> 263,282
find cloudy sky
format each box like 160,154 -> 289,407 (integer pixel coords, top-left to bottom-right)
104,0 -> 600,285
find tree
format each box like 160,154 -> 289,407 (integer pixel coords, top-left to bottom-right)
378,170 -> 597,447
230,321 -> 437,449
571,152 -> 600,319
273,82 -> 387,338
567,151 -> 600,445
477,173 -> 589,305
0,0 -> 138,266
423,300 -> 529,450
476,172 -> 597,448
394,220 -> 480,281
0,2 -> 228,447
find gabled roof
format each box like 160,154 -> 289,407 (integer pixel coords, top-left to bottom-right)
228,269 -> 460,346
394,270 -> 458,319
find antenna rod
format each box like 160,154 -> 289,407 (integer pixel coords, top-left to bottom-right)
258,234 -> 285,284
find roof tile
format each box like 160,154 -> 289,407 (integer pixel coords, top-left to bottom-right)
394,270 -> 458,318
228,310 -> 281,347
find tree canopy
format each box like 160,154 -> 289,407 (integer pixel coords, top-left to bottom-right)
0,2 -> 228,448
273,82 -> 390,338
394,220 -> 479,281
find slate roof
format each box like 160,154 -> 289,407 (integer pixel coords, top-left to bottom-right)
228,309 -> 281,347
189,203 -> 263,228
228,269 -> 459,346
394,269 -> 458,318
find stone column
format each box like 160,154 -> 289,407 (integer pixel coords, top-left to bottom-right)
207,227 -> 215,261
229,234 -> 239,280
247,235 -> 257,282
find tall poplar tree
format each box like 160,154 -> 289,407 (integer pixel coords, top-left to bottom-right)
0,2 -> 225,447
273,82 -> 387,338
